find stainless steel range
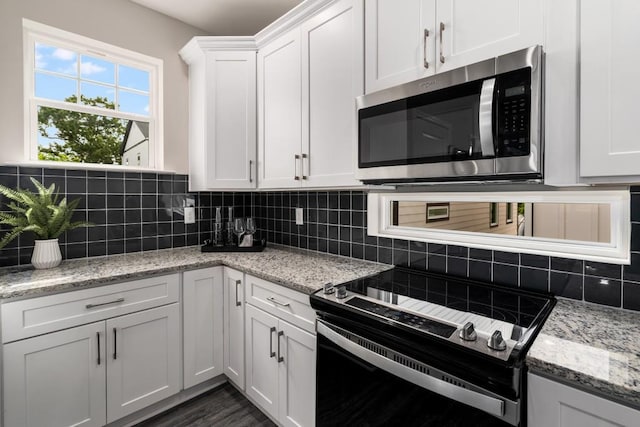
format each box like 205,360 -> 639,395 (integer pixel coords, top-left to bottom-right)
310,267 -> 555,426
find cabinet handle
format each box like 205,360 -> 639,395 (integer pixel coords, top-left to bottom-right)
86,297 -> 125,309
267,296 -> 291,307
439,22 -> 445,64
277,330 -> 284,363
235,279 -> 242,306
269,326 -> 276,358
423,29 -> 430,69
97,332 -> 101,366
294,154 -> 300,180
249,160 -> 253,183
301,153 -> 308,180
113,327 -> 117,360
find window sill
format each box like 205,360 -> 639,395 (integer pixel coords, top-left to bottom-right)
12,161 -> 176,174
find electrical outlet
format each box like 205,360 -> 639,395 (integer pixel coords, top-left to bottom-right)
295,207 -> 304,225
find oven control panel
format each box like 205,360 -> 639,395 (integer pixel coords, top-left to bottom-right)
346,297 -> 456,338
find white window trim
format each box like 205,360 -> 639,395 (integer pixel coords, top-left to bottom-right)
22,19 -> 164,170
368,190 -> 631,265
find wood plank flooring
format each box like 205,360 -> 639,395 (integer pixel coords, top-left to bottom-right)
135,383 -> 276,427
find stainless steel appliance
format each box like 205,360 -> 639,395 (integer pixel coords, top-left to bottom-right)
310,268 -> 555,426
357,46 -> 543,184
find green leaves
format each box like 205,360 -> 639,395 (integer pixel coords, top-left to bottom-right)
0,177 -> 90,248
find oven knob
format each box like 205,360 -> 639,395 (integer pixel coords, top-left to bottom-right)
488,330 -> 507,351
336,285 -> 348,299
459,321 -> 477,341
323,282 -> 335,294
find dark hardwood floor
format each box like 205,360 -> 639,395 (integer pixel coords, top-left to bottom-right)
135,383 -> 276,427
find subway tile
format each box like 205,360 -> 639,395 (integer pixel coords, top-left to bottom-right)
447,245 -> 468,258
585,261 -> 622,279
520,254 -> 549,269
550,272 -> 583,300
632,193 -> 640,221
493,263 -> 518,287
447,257 -> 467,277
469,260 -> 491,282
428,254 -> 446,273
551,257 -> 583,274
584,276 -> 621,307
469,248 -> 492,261
520,267 -> 548,292
494,250 -> 519,265
394,249 -> 409,267
623,281 -> 640,311
378,247 -> 392,264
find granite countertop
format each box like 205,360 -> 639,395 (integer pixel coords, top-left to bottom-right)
527,298 -> 640,408
0,246 -> 392,300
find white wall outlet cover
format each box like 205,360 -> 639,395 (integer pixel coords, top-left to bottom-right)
295,207 -> 304,225
184,206 -> 196,224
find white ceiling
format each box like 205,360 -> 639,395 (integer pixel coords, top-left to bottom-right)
130,0 -> 302,35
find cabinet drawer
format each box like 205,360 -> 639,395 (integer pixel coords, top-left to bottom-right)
245,274 -> 315,334
2,274 -> 179,343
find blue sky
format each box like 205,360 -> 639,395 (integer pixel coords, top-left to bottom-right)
35,43 -> 150,149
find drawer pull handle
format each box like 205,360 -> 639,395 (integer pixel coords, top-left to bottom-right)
269,326 -> 276,358
277,330 -> 284,363
96,332 -> 101,366
113,327 -> 117,360
86,298 -> 125,309
267,296 -> 291,307
235,279 -> 242,307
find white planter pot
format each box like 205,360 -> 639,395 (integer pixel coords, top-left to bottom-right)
31,239 -> 62,269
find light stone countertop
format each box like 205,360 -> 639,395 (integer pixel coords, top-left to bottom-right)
0,246 -> 392,300
527,298 -> 640,408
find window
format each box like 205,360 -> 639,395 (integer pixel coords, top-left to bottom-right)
506,202 -> 514,224
23,19 -> 163,169
489,203 -> 499,227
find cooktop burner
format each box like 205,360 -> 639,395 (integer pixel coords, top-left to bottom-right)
311,267 -> 555,363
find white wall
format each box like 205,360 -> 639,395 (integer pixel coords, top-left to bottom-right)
0,0 -> 208,173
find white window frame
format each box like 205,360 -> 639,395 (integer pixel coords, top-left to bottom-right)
22,19 -> 164,170
368,190 -> 631,264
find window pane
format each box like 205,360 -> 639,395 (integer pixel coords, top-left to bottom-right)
37,105 -> 128,165
35,43 -> 77,76
80,82 -> 115,108
118,90 -> 149,116
35,72 -> 76,101
121,121 -> 150,167
118,65 -> 149,92
80,55 -> 115,84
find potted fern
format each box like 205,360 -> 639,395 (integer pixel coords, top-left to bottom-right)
0,177 -> 89,269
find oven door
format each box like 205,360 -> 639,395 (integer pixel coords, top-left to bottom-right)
316,320 -> 520,427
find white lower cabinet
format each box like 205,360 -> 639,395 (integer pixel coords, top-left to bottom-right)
3,322 -> 107,427
245,303 -> 316,427
528,373 -> 640,427
106,304 -> 181,422
223,267 -> 246,390
183,267 -> 224,389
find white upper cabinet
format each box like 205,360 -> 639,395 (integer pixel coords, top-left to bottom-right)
364,0 -> 543,93
301,0 -> 364,188
257,29 -> 303,189
365,0 -> 436,93
435,0 -> 543,72
580,0 -> 640,181
180,39 -> 257,191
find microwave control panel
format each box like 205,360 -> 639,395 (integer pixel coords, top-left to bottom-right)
495,69 -> 531,158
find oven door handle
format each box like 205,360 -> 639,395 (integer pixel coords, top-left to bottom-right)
479,77 -> 496,158
317,321 -> 505,419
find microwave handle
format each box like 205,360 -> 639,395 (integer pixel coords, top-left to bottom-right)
479,78 -> 496,157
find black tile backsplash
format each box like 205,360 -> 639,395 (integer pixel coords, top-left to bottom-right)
248,189 -> 640,312
3,169 -> 640,313
0,166 -> 238,267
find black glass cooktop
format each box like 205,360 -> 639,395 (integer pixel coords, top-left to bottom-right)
343,267 -> 553,329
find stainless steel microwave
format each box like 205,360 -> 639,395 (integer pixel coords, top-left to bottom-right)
356,46 -> 543,184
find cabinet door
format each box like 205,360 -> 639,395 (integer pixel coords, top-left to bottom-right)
183,267 -> 224,389
205,51 -> 257,189
4,322 -> 106,427
245,303 -> 280,420
436,0 -> 542,72
278,320 -> 316,427
106,304 -> 180,423
580,0 -> 640,179
301,0 -> 364,188
258,29 -> 302,189
223,267 -> 245,389
365,0 -> 435,93
528,373 -> 640,426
